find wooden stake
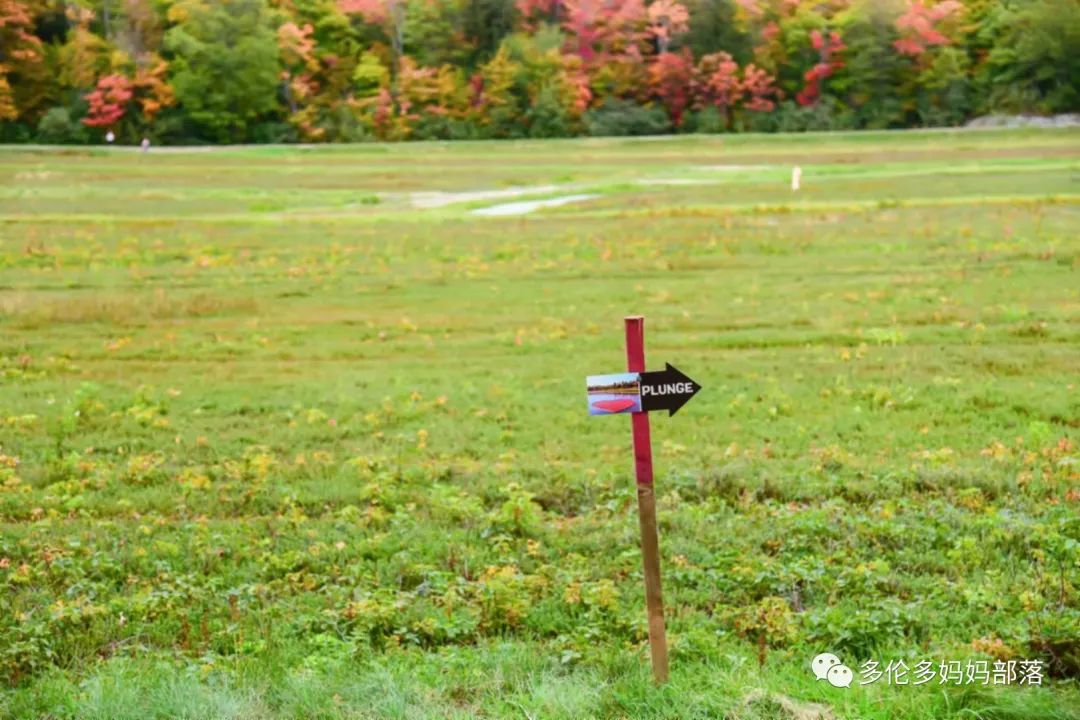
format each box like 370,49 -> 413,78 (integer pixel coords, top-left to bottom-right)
625,315 -> 669,684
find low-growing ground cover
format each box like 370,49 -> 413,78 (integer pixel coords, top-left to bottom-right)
0,128 -> 1078,719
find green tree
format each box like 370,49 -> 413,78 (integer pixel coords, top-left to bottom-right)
526,80 -> 568,137
835,0 -> 907,128
164,0 -> 282,141
462,0 -> 517,66
914,44 -> 971,126
684,0 -> 751,63
404,0 -> 468,68
36,106 -> 88,143
980,0 -> 1080,114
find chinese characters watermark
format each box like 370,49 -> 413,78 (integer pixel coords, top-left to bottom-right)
812,653 -> 1044,688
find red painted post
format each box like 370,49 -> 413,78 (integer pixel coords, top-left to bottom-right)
625,316 -> 669,683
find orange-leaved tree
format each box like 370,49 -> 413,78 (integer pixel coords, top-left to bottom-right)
0,0 -> 45,122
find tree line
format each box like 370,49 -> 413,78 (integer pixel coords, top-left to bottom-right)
2,0 -> 1078,145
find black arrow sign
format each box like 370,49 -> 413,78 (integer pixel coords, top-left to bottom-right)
639,363 -> 702,416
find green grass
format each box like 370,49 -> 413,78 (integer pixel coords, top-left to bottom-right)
1,128 -> 1078,719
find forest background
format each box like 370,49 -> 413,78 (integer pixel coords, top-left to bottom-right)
1,0 -> 1078,145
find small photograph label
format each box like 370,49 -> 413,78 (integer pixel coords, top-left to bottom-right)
586,372 -> 642,415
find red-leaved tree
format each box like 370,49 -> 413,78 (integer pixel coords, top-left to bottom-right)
650,50 -> 692,127
741,63 -> 779,112
82,75 -> 134,127
796,29 -> 845,106
562,0 -> 647,64
696,51 -> 741,110
894,0 -> 963,57
695,52 -> 779,128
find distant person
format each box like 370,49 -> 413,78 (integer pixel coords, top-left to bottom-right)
792,166 -> 802,191
141,137 -> 150,152
105,131 -> 115,144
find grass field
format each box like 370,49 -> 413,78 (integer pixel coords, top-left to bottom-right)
1,128 -> 1079,720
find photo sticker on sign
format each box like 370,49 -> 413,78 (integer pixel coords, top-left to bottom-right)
586,372 -> 642,415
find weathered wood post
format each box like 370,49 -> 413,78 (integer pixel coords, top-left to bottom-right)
625,315 -> 669,684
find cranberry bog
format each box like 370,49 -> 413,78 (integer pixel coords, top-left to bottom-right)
1,129 -> 1078,719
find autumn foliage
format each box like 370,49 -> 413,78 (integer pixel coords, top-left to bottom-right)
894,0 -> 964,57
0,0 -> 1076,142
82,60 -> 174,130
0,0 -> 44,121
796,30 -> 847,107
82,76 -> 133,127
